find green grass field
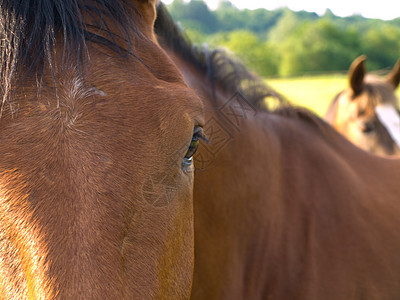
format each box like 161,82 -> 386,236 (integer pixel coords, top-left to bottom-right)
266,74 -> 400,117
266,74 -> 347,117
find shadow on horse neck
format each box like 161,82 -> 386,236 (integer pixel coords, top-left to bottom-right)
156,4 -> 400,299
325,55 -> 400,156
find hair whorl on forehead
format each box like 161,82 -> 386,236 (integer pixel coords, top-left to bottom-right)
0,0 -> 140,108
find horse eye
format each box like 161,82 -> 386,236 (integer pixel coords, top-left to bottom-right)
182,127 -> 206,166
358,108 -> 366,116
362,121 -> 376,134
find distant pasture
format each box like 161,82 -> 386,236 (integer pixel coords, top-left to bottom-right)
267,74 -> 400,117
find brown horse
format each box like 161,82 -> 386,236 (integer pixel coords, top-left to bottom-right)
155,4 -> 400,299
325,55 -> 400,155
0,0 -> 204,298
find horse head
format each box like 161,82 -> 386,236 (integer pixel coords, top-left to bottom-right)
325,55 -> 400,155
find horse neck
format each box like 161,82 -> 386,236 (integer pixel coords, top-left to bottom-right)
168,48 -> 400,298
193,109 -> 400,298
170,54 -> 293,295
186,74 -> 400,297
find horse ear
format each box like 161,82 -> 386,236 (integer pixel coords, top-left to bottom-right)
349,55 -> 366,97
386,58 -> 400,89
131,0 -> 158,39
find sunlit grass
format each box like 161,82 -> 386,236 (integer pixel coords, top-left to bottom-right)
266,74 -> 347,117
267,74 -> 400,117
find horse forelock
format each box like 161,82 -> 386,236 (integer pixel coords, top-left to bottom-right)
0,0 -> 144,109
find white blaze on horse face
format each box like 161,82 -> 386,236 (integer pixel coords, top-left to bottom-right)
375,103 -> 400,149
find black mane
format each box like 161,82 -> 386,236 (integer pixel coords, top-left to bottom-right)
154,3 -> 287,111
154,3 -> 341,137
0,0 -> 140,105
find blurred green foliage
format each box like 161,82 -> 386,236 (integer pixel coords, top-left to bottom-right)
166,0 -> 400,77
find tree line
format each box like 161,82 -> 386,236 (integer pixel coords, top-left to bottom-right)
167,0 -> 400,77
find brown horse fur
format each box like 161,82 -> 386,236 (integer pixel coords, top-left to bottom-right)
0,0 -> 205,298
156,4 -> 400,299
325,55 -> 400,155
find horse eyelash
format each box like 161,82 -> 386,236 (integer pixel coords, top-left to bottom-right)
196,128 -> 209,144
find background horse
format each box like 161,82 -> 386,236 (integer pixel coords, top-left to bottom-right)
156,4 -> 400,299
0,0 -> 203,298
325,55 -> 400,155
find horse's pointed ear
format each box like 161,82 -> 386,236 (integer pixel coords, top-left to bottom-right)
131,0 -> 158,40
386,58 -> 400,89
349,55 -> 367,97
